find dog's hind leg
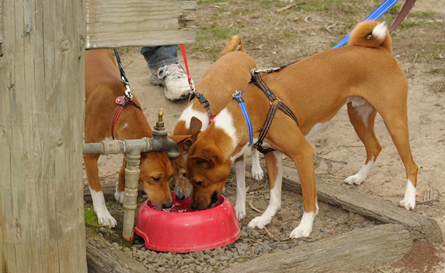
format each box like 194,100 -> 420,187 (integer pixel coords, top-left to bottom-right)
84,154 -> 117,228
247,150 -> 282,229
234,155 -> 247,220
251,148 -> 264,181
345,98 -> 382,185
379,106 -> 418,210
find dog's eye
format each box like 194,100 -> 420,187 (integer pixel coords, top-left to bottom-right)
181,172 -> 187,178
193,180 -> 202,186
152,177 -> 161,182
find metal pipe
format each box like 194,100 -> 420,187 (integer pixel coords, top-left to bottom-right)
83,108 -> 179,242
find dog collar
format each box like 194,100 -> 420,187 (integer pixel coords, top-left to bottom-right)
232,90 -> 253,146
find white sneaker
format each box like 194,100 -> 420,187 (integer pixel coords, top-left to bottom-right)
150,63 -> 192,101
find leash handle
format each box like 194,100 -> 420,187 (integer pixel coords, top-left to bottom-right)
180,44 -> 195,92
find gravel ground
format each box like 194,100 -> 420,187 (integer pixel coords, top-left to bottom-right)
87,171 -> 376,273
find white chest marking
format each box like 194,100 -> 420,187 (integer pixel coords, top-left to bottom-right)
214,108 -> 238,151
178,103 -> 210,131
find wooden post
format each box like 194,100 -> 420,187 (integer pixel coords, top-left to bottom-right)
0,0 -> 87,272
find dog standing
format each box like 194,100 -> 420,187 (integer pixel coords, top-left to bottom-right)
84,49 -> 187,227
186,21 -> 418,238
171,36 -> 262,219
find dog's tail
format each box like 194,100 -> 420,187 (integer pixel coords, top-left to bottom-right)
347,21 -> 392,53
220,35 -> 245,57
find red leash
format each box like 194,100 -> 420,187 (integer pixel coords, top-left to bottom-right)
180,44 -> 195,92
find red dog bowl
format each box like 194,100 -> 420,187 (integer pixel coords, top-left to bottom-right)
134,191 -> 240,253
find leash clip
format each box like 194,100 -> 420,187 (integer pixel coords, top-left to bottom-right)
251,67 -> 281,76
121,76 -> 133,101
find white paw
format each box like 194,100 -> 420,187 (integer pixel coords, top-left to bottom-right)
252,166 -> 264,181
344,174 -> 366,185
97,211 -> 117,228
247,216 -> 271,229
114,190 -> 125,204
289,212 -> 315,239
235,203 -> 246,220
399,198 -> 415,211
400,180 -> 416,211
290,225 -> 312,239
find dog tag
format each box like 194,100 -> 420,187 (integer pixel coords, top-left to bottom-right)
115,96 -> 125,105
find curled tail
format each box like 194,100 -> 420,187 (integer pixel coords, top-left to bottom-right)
220,35 -> 245,57
347,21 -> 392,53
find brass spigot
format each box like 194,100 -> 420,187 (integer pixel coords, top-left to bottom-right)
153,108 -> 166,134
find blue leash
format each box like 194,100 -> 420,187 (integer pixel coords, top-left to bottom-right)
332,0 -> 399,48
233,91 -> 254,146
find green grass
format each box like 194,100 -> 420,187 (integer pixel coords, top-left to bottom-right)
198,26 -> 237,41
84,207 -> 102,228
197,0 -> 227,5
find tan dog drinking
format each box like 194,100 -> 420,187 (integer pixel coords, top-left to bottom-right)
84,49 -> 187,227
172,36 -> 262,219
186,21 -> 418,238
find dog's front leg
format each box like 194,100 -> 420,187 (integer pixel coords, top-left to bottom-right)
248,150 -> 282,229
234,155 -> 247,220
288,140 -> 318,239
114,158 -> 126,204
84,154 -> 117,228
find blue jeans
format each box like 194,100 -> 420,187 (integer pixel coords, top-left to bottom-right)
141,45 -> 179,70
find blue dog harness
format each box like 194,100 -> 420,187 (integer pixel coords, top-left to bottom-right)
232,90 -> 254,146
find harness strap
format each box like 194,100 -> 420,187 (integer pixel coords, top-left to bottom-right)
233,91 -> 254,146
189,92 -> 214,125
251,72 -> 298,125
250,70 -> 299,154
111,98 -> 141,140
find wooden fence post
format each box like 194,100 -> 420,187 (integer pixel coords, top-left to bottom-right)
0,0 -> 87,271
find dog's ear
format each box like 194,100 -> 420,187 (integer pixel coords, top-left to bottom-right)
189,155 -> 214,168
189,117 -> 202,141
189,144 -> 220,168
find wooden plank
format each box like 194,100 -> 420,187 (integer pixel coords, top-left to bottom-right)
281,165 -> 444,243
226,224 -> 412,273
0,0 -> 87,271
86,229 -> 147,273
0,0 -> 3,56
86,0 -> 196,49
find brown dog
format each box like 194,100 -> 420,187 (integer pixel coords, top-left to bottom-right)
186,21 -> 418,238
171,36 -> 261,219
84,49 -> 187,227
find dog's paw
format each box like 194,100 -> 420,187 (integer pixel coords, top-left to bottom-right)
247,216 -> 271,229
344,174 -> 366,185
97,212 -> 117,228
251,166 -> 264,181
399,198 -> 415,211
235,203 -> 246,220
114,190 -> 125,204
289,225 -> 312,239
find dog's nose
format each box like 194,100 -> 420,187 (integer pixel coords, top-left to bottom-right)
176,194 -> 185,200
162,202 -> 172,209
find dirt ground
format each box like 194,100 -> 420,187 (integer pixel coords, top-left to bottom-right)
85,0 -> 445,272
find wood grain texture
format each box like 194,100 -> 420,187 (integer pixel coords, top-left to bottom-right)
281,165 -> 443,243
0,0 -> 87,272
226,224 -> 412,273
86,0 -> 196,48
86,229 -> 147,273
